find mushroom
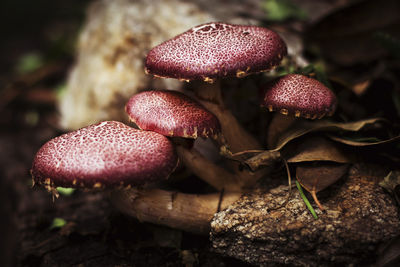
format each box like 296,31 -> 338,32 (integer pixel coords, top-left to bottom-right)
145,22 -> 287,153
261,74 -> 339,209
125,89 -> 239,190
261,74 -> 337,148
145,22 -> 286,83
262,74 -> 337,119
126,90 -> 221,140
31,121 -> 178,195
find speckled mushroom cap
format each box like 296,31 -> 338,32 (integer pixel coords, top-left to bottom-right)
262,74 -> 337,119
145,22 -> 287,83
126,90 -> 221,139
31,121 -> 178,190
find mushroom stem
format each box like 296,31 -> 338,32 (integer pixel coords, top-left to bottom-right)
188,81 -> 261,153
177,144 -> 278,190
175,145 -> 241,191
110,188 -> 241,235
192,80 -> 224,106
200,100 -> 262,153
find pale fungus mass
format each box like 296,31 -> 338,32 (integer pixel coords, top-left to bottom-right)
31,121 -> 178,190
145,22 -> 287,82
126,90 -> 221,139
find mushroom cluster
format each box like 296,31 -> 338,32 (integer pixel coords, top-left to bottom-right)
32,22 -> 338,234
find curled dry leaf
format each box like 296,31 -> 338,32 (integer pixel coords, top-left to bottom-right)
296,162 -> 350,210
285,136 -> 352,164
328,134 -> 400,147
379,171 -> 400,205
376,235 -> 400,267
272,117 -> 385,151
244,118 -> 382,171
267,113 -> 296,149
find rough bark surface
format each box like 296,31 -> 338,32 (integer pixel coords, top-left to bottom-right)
211,164 -> 400,266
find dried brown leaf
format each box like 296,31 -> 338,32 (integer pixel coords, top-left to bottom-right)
379,171 -> 400,204
296,162 -> 349,210
296,162 -> 349,194
272,118 -> 385,151
328,134 -> 400,147
267,114 -> 296,149
377,235 -> 400,267
244,118 -> 383,171
285,137 -> 352,163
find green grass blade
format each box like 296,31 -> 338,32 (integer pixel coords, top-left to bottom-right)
296,181 -> 318,219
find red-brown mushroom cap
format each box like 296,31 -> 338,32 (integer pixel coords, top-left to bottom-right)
126,90 -> 221,139
31,121 -> 178,190
145,22 -> 287,83
262,74 -> 337,119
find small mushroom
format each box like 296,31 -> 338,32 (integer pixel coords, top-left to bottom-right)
31,121 -> 178,195
262,74 -> 337,120
126,90 -> 239,191
261,74 -> 341,209
261,74 -> 337,148
126,90 -> 221,139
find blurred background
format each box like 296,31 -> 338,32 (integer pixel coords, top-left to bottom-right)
1,0 -> 399,266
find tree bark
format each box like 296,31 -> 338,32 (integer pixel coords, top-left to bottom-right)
211,163 -> 400,266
